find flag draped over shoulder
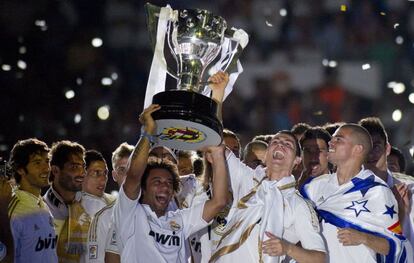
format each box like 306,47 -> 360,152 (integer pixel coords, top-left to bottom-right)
300,169 -> 413,263
210,178 -> 290,263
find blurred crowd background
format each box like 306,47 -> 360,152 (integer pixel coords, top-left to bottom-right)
1,0 -> 414,187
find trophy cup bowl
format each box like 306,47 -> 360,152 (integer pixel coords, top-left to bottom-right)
146,5 -> 236,150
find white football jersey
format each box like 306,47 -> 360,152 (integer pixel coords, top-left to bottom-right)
114,186 -> 210,263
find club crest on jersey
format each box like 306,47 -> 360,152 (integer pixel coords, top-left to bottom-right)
213,206 -> 230,235
89,245 -> 98,259
169,221 -> 181,231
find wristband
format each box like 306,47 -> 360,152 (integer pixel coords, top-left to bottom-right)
140,129 -> 158,146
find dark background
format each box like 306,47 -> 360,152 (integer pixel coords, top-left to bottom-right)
1,0 -> 414,191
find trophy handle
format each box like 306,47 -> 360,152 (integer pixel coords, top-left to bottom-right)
145,3 -> 179,80
220,27 -> 249,73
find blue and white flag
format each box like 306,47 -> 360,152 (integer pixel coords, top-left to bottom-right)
300,169 -> 413,263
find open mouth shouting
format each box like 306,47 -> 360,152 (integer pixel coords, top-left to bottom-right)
272,150 -> 285,160
155,194 -> 170,206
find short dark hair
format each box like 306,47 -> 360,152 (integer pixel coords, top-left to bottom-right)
340,123 -> 373,158
390,146 -> 406,173
242,140 -> 268,161
252,134 -> 273,144
274,130 -> 301,157
49,140 -> 85,181
291,123 -> 312,137
358,117 -> 388,145
85,150 -> 106,169
50,140 -> 85,169
141,157 -> 180,194
300,127 -> 332,149
9,138 -> 49,183
223,128 -> 242,157
323,122 -> 345,136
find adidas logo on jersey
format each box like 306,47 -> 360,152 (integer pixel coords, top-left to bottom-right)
35,234 -> 57,251
149,230 -> 180,246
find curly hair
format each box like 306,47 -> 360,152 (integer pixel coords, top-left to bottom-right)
9,138 -> 49,183
141,157 -> 180,193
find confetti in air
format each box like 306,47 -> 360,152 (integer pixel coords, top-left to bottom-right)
394,23 -> 399,29
340,5 -> 347,12
265,21 -> 273,27
380,12 -> 386,16
362,64 -> 371,70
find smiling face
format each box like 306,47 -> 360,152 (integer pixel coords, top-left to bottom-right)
328,127 -> 356,166
55,153 -> 86,192
19,152 -> 50,189
141,168 -> 174,217
83,160 -> 108,197
302,138 -> 330,177
265,132 -> 300,173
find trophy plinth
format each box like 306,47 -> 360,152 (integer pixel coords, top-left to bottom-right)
152,90 -> 222,150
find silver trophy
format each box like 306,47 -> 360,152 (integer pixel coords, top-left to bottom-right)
145,4 -> 247,150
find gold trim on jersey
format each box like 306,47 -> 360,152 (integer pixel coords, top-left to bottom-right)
211,178 -> 296,261
88,202 -> 116,242
7,195 -> 19,218
209,222 -> 256,262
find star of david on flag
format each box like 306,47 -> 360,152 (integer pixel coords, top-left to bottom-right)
345,200 -> 370,217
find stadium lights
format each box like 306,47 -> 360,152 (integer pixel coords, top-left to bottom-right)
92,38 -> 103,47
97,105 -> 110,120
392,109 -> 402,122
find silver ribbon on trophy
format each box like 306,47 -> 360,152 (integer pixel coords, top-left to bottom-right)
144,3 -> 248,150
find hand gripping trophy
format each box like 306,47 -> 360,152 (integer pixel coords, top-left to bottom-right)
144,3 -> 248,150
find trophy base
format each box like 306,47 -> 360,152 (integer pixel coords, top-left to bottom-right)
152,90 -> 223,151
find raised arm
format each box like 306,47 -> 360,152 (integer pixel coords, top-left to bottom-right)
123,104 -> 160,200
201,145 -> 228,222
208,71 -> 229,122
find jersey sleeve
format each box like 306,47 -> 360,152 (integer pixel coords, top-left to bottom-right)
104,222 -> 120,255
294,198 -> 326,253
226,152 -> 263,202
113,184 -> 140,248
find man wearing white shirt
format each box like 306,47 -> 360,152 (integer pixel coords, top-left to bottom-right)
103,142 -> 134,263
113,104 -> 228,263
211,130 -> 326,263
359,117 -> 414,248
301,123 -> 412,262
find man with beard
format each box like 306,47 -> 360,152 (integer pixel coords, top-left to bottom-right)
359,117 -> 414,249
44,140 -> 90,262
